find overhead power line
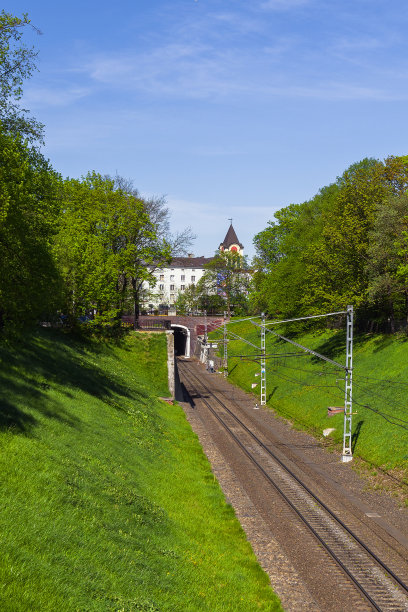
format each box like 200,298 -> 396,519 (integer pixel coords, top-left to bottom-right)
227,314 -> 263,325
352,397 -> 408,430
251,320 -> 346,370
263,311 -> 348,326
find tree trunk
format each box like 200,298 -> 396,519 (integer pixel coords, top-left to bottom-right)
389,298 -> 395,333
404,288 -> 408,329
132,278 -> 140,330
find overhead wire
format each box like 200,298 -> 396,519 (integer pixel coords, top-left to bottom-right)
214,315 -> 408,432
352,380 -> 408,413
351,397 -> 408,430
264,363 -> 344,392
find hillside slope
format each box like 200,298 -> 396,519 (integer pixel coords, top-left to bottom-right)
211,322 -> 408,483
0,329 -> 281,611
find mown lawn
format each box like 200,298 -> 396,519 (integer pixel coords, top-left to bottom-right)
210,320 -> 408,481
0,329 -> 281,611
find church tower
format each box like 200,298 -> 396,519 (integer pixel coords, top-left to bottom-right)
219,222 -> 244,255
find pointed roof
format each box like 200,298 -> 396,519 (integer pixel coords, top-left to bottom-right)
220,223 -> 243,250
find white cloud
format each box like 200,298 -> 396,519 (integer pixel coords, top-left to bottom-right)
332,36 -> 384,53
261,0 -> 311,10
210,11 -> 264,35
83,46 -> 408,103
23,86 -> 91,108
86,43 -> 246,100
262,81 -> 406,101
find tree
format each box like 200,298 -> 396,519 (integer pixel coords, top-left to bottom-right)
251,201 -> 313,315
0,127 -> 61,330
298,158 -> 386,314
55,173 -> 174,328
173,284 -> 202,315
367,193 -> 408,328
112,175 -> 195,259
110,175 -> 195,326
0,10 -> 43,142
200,251 -> 251,317
251,154 -> 408,327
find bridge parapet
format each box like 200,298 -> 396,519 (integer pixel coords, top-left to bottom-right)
135,314 -> 227,354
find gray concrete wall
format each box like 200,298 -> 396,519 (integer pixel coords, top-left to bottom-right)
166,331 -> 175,398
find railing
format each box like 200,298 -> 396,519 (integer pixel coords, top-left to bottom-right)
138,318 -> 172,330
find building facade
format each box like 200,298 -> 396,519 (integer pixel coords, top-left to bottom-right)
142,223 -> 243,312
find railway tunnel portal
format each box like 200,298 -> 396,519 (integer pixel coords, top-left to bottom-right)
135,314 -> 226,358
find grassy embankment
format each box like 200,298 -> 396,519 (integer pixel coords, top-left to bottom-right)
210,320 -> 408,485
0,329 -> 282,611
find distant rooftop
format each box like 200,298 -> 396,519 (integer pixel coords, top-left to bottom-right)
170,256 -> 212,268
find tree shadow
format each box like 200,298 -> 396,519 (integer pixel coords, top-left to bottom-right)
310,332 -> 380,364
0,329 -> 148,434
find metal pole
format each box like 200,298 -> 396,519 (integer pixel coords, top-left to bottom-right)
223,310 -> 228,377
204,309 -> 208,370
342,305 -> 353,462
261,312 -> 266,405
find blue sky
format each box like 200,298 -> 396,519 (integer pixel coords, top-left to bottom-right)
6,0 -> 408,259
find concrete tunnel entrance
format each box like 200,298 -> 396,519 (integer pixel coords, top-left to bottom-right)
171,324 -> 191,358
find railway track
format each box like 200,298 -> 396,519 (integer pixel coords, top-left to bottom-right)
178,359 -> 408,612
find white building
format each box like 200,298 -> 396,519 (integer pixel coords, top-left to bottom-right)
143,223 -> 244,311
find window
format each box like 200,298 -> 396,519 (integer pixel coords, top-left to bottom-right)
191,276 -> 195,282
181,285 -> 185,291
170,275 -> 175,281
170,284 -> 175,291
181,275 -> 185,281
159,284 -> 164,291
159,274 -> 164,280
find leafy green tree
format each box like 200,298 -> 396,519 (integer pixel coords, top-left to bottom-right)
0,127 -> 61,330
367,193 -> 408,328
55,173 -> 172,328
251,187 -> 337,318
252,201 -> 313,315
173,284 -> 202,315
306,159 -> 385,311
381,155 -> 408,196
0,10 -> 43,142
251,155 -> 408,326
200,251 -> 251,317
110,175 -> 195,325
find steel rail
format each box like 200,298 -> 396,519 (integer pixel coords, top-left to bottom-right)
179,360 -> 408,611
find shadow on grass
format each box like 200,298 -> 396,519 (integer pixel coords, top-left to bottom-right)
228,363 -> 238,376
310,332 -> 392,364
0,329 -> 148,434
267,386 -> 278,401
352,420 -> 364,453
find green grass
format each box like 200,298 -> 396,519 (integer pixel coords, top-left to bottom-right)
210,320 -> 408,479
0,329 -> 281,611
